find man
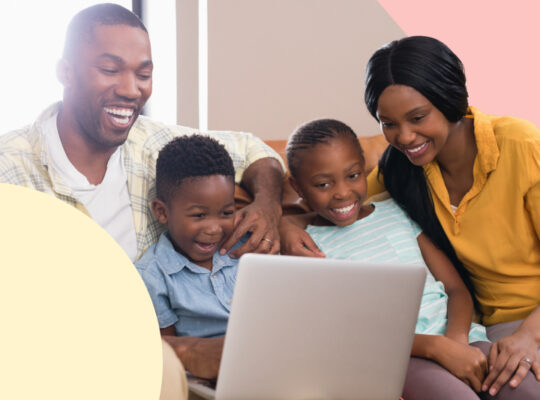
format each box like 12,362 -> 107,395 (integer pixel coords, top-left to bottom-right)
0,4 -> 283,260
0,4 -> 283,378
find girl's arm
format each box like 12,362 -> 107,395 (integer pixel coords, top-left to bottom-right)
413,233 -> 488,391
417,233 -> 473,344
411,334 -> 487,392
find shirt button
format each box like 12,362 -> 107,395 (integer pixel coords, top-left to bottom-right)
212,273 -> 217,278
227,300 -> 232,305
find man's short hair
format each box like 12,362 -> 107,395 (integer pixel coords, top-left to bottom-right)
156,135 -> 235,204
63,3 -> 147,60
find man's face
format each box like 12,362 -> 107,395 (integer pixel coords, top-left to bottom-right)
63,24 -> 153,150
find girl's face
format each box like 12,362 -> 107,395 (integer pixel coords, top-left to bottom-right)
376,84 -> 454,166
290,136 -> 368,227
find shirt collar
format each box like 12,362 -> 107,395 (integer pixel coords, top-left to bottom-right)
155,232 -> 236,275
29,102 -> 75,197
30,102 -> 62,169
468,106 -> 499,175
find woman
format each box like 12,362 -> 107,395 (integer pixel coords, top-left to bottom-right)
281,36 -> 540,398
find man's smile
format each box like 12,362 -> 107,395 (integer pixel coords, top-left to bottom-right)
104,106 -> 135,125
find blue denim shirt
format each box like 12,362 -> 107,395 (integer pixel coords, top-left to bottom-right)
136,232 -> 246,338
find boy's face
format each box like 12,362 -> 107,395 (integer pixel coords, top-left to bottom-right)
152,175 -> 235,270
290,137 -> 368,227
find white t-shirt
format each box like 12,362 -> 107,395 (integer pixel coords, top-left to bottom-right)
43,115 -> 138,261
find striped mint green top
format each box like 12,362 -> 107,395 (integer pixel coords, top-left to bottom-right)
306,199 -> 487,343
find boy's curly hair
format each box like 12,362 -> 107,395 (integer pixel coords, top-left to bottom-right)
156,135 -> 235,203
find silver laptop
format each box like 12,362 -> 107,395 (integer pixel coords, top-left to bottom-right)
189,254 -> 426,400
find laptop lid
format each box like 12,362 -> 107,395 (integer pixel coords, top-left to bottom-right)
214,254 -> 425,400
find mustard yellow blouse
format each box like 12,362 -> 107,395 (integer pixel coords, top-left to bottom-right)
367,106 -> 540,325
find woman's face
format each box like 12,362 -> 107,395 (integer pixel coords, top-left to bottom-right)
376,84 -> 453,166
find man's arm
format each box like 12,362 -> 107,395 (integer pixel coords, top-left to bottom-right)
220,157 -> 284,257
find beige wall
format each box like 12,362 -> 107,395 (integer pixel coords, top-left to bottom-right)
176,0 -> 199,129
177,0 -> 404,140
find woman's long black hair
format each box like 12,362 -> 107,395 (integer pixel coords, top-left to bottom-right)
364,36 -> 476,302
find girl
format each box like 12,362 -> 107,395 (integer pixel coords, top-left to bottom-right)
286,118 -> 536,399
363,36 -> 540,397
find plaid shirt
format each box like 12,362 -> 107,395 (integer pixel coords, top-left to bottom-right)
0,102 -> 284,260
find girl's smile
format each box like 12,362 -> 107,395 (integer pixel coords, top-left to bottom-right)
329,201 -> 359,221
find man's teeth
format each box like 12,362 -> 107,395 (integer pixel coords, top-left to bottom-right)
332,203 -> 355,214
407,142 -> 427,153
104,107 -> 134,124
112,116 -> 129,124
104,107 -> 134,117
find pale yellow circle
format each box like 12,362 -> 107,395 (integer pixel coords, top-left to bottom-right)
0,184 -> 162,399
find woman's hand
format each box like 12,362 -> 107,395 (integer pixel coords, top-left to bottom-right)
432,336 -> 488,392
482,329 -> 540,396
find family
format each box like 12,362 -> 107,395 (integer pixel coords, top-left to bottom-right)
1,4 -> 538,400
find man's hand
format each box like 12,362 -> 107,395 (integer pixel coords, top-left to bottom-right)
482,329 -> 540,396
162,335 -> 225,379
220,197 -> 281,258
220,157 -> 284,258
279,214 -> 325,257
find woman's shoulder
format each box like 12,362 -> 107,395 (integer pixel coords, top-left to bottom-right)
366,166 -> 388,198
494,117 -> 540,145
472,106 -> 540,142
490,115 -> 540,167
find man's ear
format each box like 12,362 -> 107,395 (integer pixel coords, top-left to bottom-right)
56,58 -> 73,88
288,176 -> 303,198
151,198 -> 169,225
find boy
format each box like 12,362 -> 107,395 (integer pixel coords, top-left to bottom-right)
137,135 -> 246,339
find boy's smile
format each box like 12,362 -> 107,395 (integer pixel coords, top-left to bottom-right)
155,175 -> 235,269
